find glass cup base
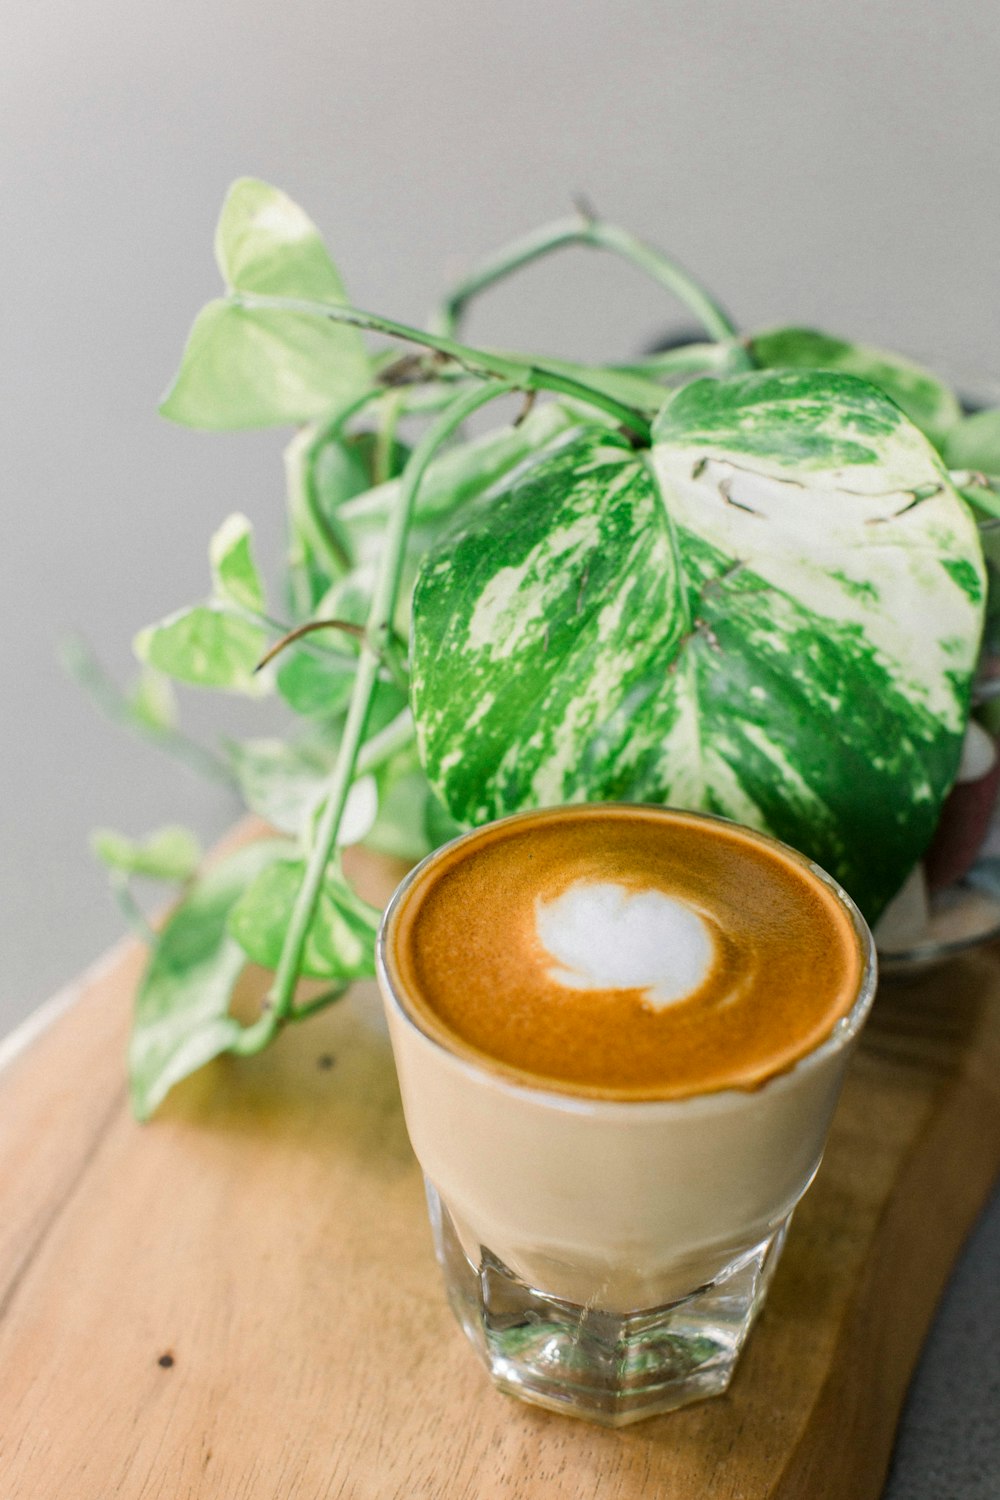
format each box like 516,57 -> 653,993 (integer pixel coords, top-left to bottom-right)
427,1179 -> 791,1427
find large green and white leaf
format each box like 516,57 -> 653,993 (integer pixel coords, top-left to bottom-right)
135,604 -> 267,692
411,371 -> 985,919
750,328 -> 962,449
161,180 -> 371,430
228,857 -> 378,979
129,838 -> 288,1119
210,513 -> 265,613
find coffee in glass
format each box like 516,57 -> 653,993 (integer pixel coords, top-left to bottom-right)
377,804 -> 876,1425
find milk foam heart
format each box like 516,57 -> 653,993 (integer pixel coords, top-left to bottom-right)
534,881 -> 713,1006
385,804 -> 865,1101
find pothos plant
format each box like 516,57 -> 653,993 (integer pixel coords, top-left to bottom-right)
84,178 -> 1000,1120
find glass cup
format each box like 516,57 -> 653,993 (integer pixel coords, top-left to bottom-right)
376,807 -> 877,1426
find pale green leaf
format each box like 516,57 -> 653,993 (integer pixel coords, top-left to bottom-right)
943,409 -> 1000,475
91,825 -> 202,882
308,775 -> 378,848
228,858 -> 378,980
423,790 -> 466,850
161,180 -> 371,431
135,604 -> 267,692
210,513 -> 265,612
750,327 -> 962,448
129,839 -> 289,1119
227,737 -> 332,835
363,742 -> 435,864
312,568 -> 374,637
275,648 -> 355,716
129,668 -> 177,732
160,300 -> 372,431
412,371 -> 985,920
226,736 -> 377,842
216,178 -> 358,307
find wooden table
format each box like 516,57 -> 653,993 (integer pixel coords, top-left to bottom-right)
2,848 -> 1000,1499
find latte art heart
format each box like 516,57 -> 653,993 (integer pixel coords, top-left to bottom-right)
387,805 -> 864,1100
534,881 -> 714,1007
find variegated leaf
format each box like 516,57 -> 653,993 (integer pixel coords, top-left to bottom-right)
410,372 -> 985,919
227,857 -> 378,980
749,328 -> 962,449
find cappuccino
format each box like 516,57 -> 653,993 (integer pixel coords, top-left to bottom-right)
378,804 -> 875,1422
386,804 -> 865,1101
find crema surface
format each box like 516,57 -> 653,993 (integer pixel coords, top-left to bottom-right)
387,806 -> 866,1100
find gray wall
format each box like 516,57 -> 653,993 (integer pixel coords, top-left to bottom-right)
3,9 -> 1000,1491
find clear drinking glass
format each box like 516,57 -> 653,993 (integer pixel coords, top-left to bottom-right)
376,809 -> 877,1426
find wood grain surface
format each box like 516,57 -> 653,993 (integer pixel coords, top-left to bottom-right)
2,846 -> 1000,1500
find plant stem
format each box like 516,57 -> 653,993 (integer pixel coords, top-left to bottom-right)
225,600 -> 358,674
286,390 -> 385,590
953,473 -> 1000,520
288,983 -> 348,1021
373,391 -> 403,485
232,381 -> 515,1054
111,873 -> 159,946
296,436 -> 353,576
379,638 -> 410,696
254,617 -> 364,671
61,635 -> 238,789
232,293 -> 651,442
430,213 -> 741,345
355,706 -> 414,774
253,617 -> 411,694
613,342 -> 740,378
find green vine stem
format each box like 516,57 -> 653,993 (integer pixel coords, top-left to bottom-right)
232,292 -> 652,443
429,211 -> 741,347
373,390 -> 404,486
614,342 -> 742,378
285,388 -> 387,593
110,871 -> 160,946
354,706 -> 414,775
288,982 -> 349,1022
951,471 -> 1000,520
231,380 -> 516,1055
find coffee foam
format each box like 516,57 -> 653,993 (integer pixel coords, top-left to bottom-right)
534,881 -> 713,1007
386,805 -> 865,1102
